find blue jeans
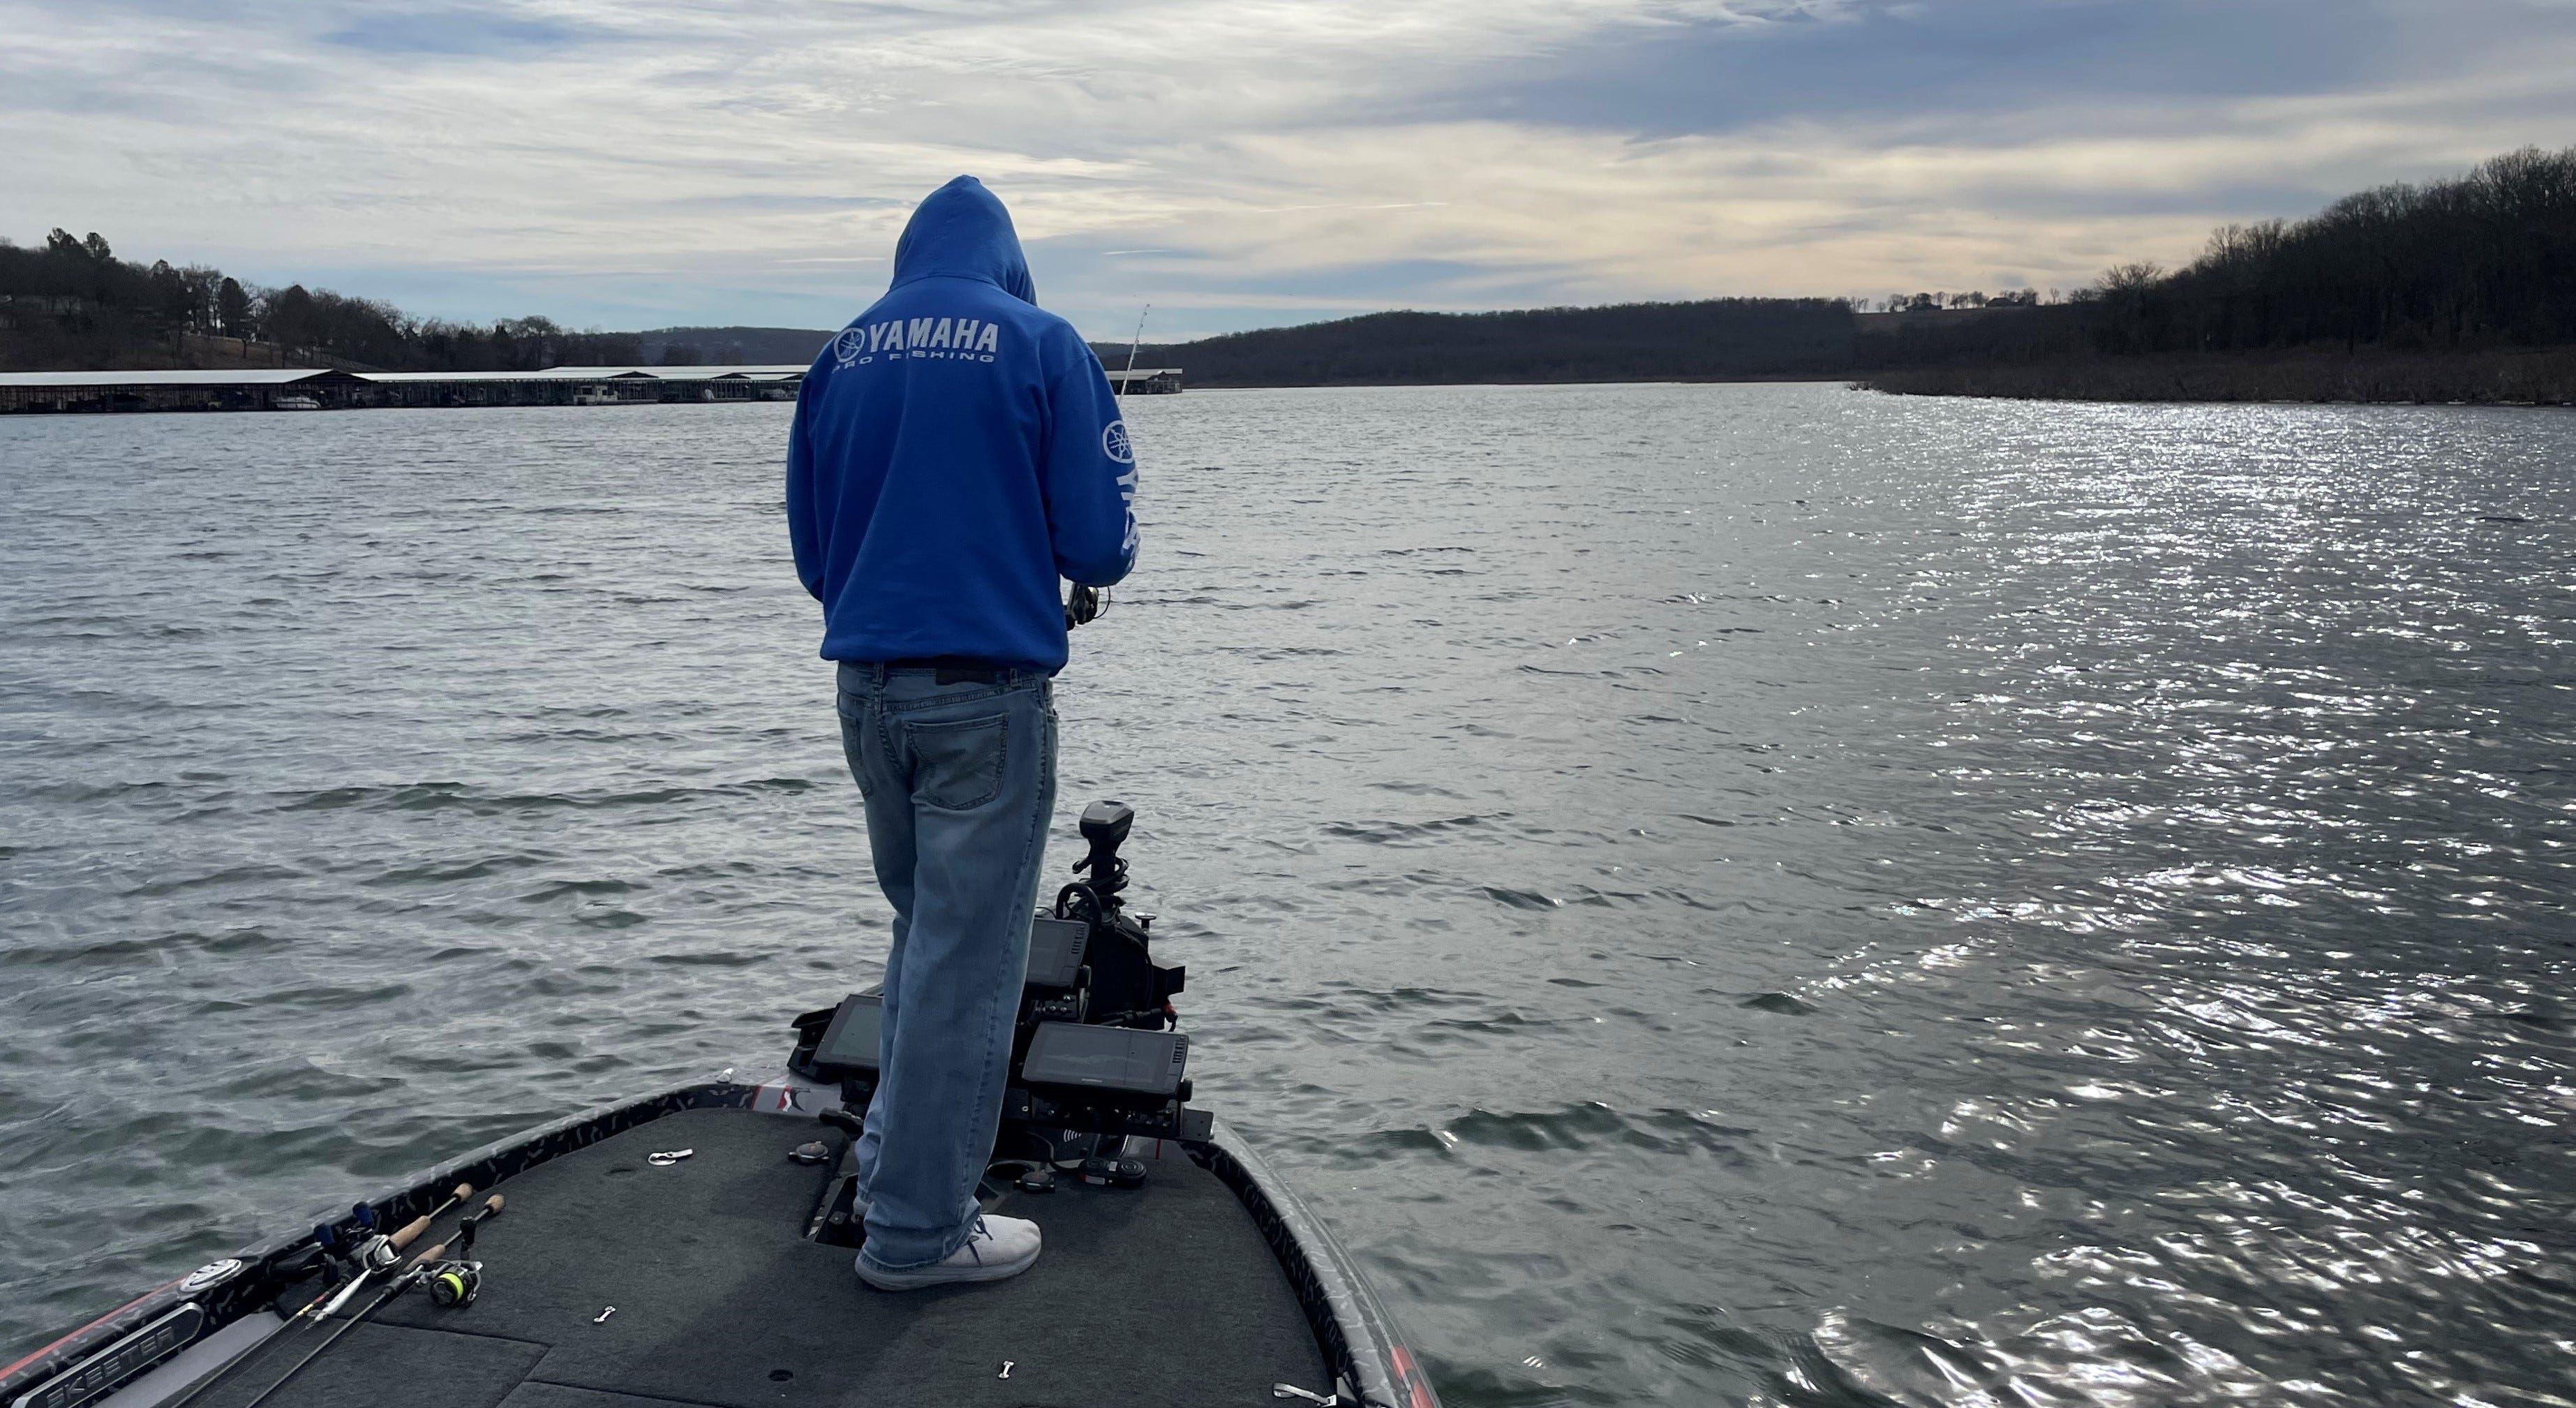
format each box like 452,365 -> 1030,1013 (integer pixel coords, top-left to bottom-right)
834,661 -> 1057,1272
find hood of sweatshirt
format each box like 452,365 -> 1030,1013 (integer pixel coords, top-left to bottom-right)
888,175 -> 1036,304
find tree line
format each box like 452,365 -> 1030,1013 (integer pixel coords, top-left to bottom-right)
2091,144 -> 2576,354
0,229 -> 642,371
1865,290 -> 2047,313
1858,144 -> 2576,376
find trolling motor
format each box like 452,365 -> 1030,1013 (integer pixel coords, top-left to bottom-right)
1053,801 -> 1189,1028
787,801 -> 1207,1240
789,799 -> 1197,1124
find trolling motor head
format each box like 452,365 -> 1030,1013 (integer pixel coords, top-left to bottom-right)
1073,799 -> 1134,907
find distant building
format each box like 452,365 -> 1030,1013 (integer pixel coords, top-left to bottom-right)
1105,367 -> 1183,395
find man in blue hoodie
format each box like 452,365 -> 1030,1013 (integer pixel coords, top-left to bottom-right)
786,176 -> 1138,1291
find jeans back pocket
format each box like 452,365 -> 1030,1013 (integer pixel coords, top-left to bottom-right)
905,714 -> 1008,811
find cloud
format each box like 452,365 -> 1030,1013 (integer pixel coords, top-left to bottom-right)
322,6 -> 600,58
3,0 -> 2572,338
1431,0 -> 2527,138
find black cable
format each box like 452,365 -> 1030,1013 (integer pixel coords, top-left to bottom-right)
1055,882 -> 1102,924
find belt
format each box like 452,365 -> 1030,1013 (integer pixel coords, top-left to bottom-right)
877,656 -> 1011,685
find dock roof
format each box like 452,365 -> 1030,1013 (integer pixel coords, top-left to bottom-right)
0,368 -> 348,388
0,365 -> 810,390
350,368 -> 647,384
353,366 -> 807,384
548,365 -> 809,380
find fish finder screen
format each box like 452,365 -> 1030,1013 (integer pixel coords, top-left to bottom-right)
1026,917 -> 1088,988
814,993 -> 884,1072
1019,1023 -> 1187,1097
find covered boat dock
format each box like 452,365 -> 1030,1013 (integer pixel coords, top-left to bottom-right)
1105,367 -> 1183,394
0,364 -> 1186,413
0,366 -> 808,415
358,366 -> 807,409
0,368 -> 370,415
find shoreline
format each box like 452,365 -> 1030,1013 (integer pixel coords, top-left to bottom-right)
1858,346 -> 2576,406
13,361 -> 2576,412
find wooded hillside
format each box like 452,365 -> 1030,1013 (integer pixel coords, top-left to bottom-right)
0,230 -> 641,372
1094,299 -> 1857,387
1861,145 -> 2576,401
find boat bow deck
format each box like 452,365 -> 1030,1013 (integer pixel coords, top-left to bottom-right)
186,1107 -> 1333,1408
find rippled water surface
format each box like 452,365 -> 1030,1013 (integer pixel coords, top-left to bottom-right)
4,385 -> 2573,1405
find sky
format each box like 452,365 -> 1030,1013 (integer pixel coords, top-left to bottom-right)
6,0 -> 2575,341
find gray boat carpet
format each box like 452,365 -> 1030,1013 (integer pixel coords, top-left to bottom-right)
494,1387 -> 717,1408
204,1107 -> 1331,1408
186,1320 -> 545,1408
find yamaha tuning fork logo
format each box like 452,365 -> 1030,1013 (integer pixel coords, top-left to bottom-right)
831,326 -> 867,366
1102,420 -> 1133,464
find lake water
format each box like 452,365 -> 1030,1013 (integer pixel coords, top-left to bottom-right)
2,384 -> 2570,1406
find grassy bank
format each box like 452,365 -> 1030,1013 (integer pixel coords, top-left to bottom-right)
1860,346 -> 2576,406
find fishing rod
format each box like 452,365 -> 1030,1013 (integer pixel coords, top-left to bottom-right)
1122,304 -> 1150,381
274,1183 -> 474,1330
231,1193 -> 504,1408
167,1191 -> 500,1408
1062,302 -> 1149,636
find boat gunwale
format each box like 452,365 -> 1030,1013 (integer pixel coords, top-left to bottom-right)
1200,1118 -> 1438,1408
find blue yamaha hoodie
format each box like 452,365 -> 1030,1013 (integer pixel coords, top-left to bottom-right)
786,176 -> 1138,670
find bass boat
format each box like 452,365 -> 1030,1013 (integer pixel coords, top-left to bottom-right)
2,802 -> 1441,1408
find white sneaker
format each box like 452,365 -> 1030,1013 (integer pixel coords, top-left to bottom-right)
854,1215 -> 1041,1291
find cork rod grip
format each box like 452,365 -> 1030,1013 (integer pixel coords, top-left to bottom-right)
385,1183 -> 475,1253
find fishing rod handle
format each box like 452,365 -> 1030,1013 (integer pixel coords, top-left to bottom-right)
382,1181 -> 482,1253
409,1194 -> 505,1265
